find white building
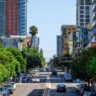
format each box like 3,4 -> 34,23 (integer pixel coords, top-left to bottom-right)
32,36 -> 39,50
76,0 -> 93,28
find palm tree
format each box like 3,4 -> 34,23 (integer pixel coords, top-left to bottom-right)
29,26 -> 38,48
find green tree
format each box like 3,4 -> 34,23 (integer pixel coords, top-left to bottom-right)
22,48 -> 45,69
86,57 -> 96,78
7,47 -> 26,71
40,48 -> 43,56
71,47 -> 96,80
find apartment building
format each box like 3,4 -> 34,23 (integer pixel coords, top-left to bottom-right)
61,25 -> 76,55
76,0 -> 92,28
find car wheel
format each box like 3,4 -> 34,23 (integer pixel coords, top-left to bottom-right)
64,90 -> 66,92
10,91 -> 13,94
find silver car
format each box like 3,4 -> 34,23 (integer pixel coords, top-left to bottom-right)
0,87 -> 9,96
32,78 -> 40,83
3,84 -> 13,94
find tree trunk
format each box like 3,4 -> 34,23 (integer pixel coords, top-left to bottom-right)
31,35 -> 33,48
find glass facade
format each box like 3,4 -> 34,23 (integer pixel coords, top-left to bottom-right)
17,0 -> 27,35
0,0 -> 27,37
0,1 -> 6,36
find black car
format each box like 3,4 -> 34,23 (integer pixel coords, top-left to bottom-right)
52,70 -> 57,76
57,84 -> 66,92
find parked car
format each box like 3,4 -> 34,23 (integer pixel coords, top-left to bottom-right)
8,82 -> 16,90
84,92 -> 95,96
0,87 -> 9,96
32,78 -> 40,83
57,84 -> 66,92
88,92 -> 96,96
80,85 -> 90,96
76,84 -> 87,92
0,94 -> 3,96
27,74 -> 32,81
52,70 -> 57,76
21,76 -> 28,83
64,72 -> 72,82
3,84 -> 13,94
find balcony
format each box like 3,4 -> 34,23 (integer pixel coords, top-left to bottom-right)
92,0 -> 96,4
92,4 -> 96,12
92,20 -> 96,28
92,13 -> 96,20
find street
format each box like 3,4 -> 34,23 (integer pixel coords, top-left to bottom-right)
10,72 -> 47,96
50,72 -> 79,96
10,71 -> 80,96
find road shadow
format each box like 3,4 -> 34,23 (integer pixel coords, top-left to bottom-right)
50,89 -> 66,96
27,89 -> 43,96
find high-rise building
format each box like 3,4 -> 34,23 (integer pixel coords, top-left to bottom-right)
57,35 -> 61,56
0,0 -> 27,37
76,0 -> 92,28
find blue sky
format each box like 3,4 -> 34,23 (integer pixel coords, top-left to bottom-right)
27,0 -> 76,61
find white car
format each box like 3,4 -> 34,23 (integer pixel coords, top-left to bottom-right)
8,82 -> 16,90
0,87 -> 9,96
32,78 -> 40,83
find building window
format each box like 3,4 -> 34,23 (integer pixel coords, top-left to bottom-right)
80,23 -> 84,26
86,10 -> 89,14
86,6 -> 89,11
86,19 -> 89,22
80,15 -> 84,18
65,36 -> 67,38
80,0 -> 84,5
80,6 -> 84,9
86,15 -> 89,18
80,19 -> 84,22
68,28 -> 70,31
68,32 -> 71,34
85,0 -> 91,5
80,11 -> 84,14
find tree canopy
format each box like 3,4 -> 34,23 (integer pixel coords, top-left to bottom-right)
71,47 -> 96,80
22,48 -> 45,70
29,26 -> 38,36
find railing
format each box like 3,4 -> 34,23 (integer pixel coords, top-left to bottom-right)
92,13 -> 96,20
58,57 -> 73,63
92,0 -> 96,4
92,4 -> 96,11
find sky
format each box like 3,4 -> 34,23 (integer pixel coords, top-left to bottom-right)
27,0 -> 76,62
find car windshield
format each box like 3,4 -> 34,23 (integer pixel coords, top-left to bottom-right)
58,84 -> 64,87
3,85 -> 12,88
0,88 -> 4,92
9,82 -> 14,85
22,77 -> 26,79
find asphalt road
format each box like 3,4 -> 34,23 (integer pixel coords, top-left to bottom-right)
50,72 -> 80,96
10,72 -> 47,96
